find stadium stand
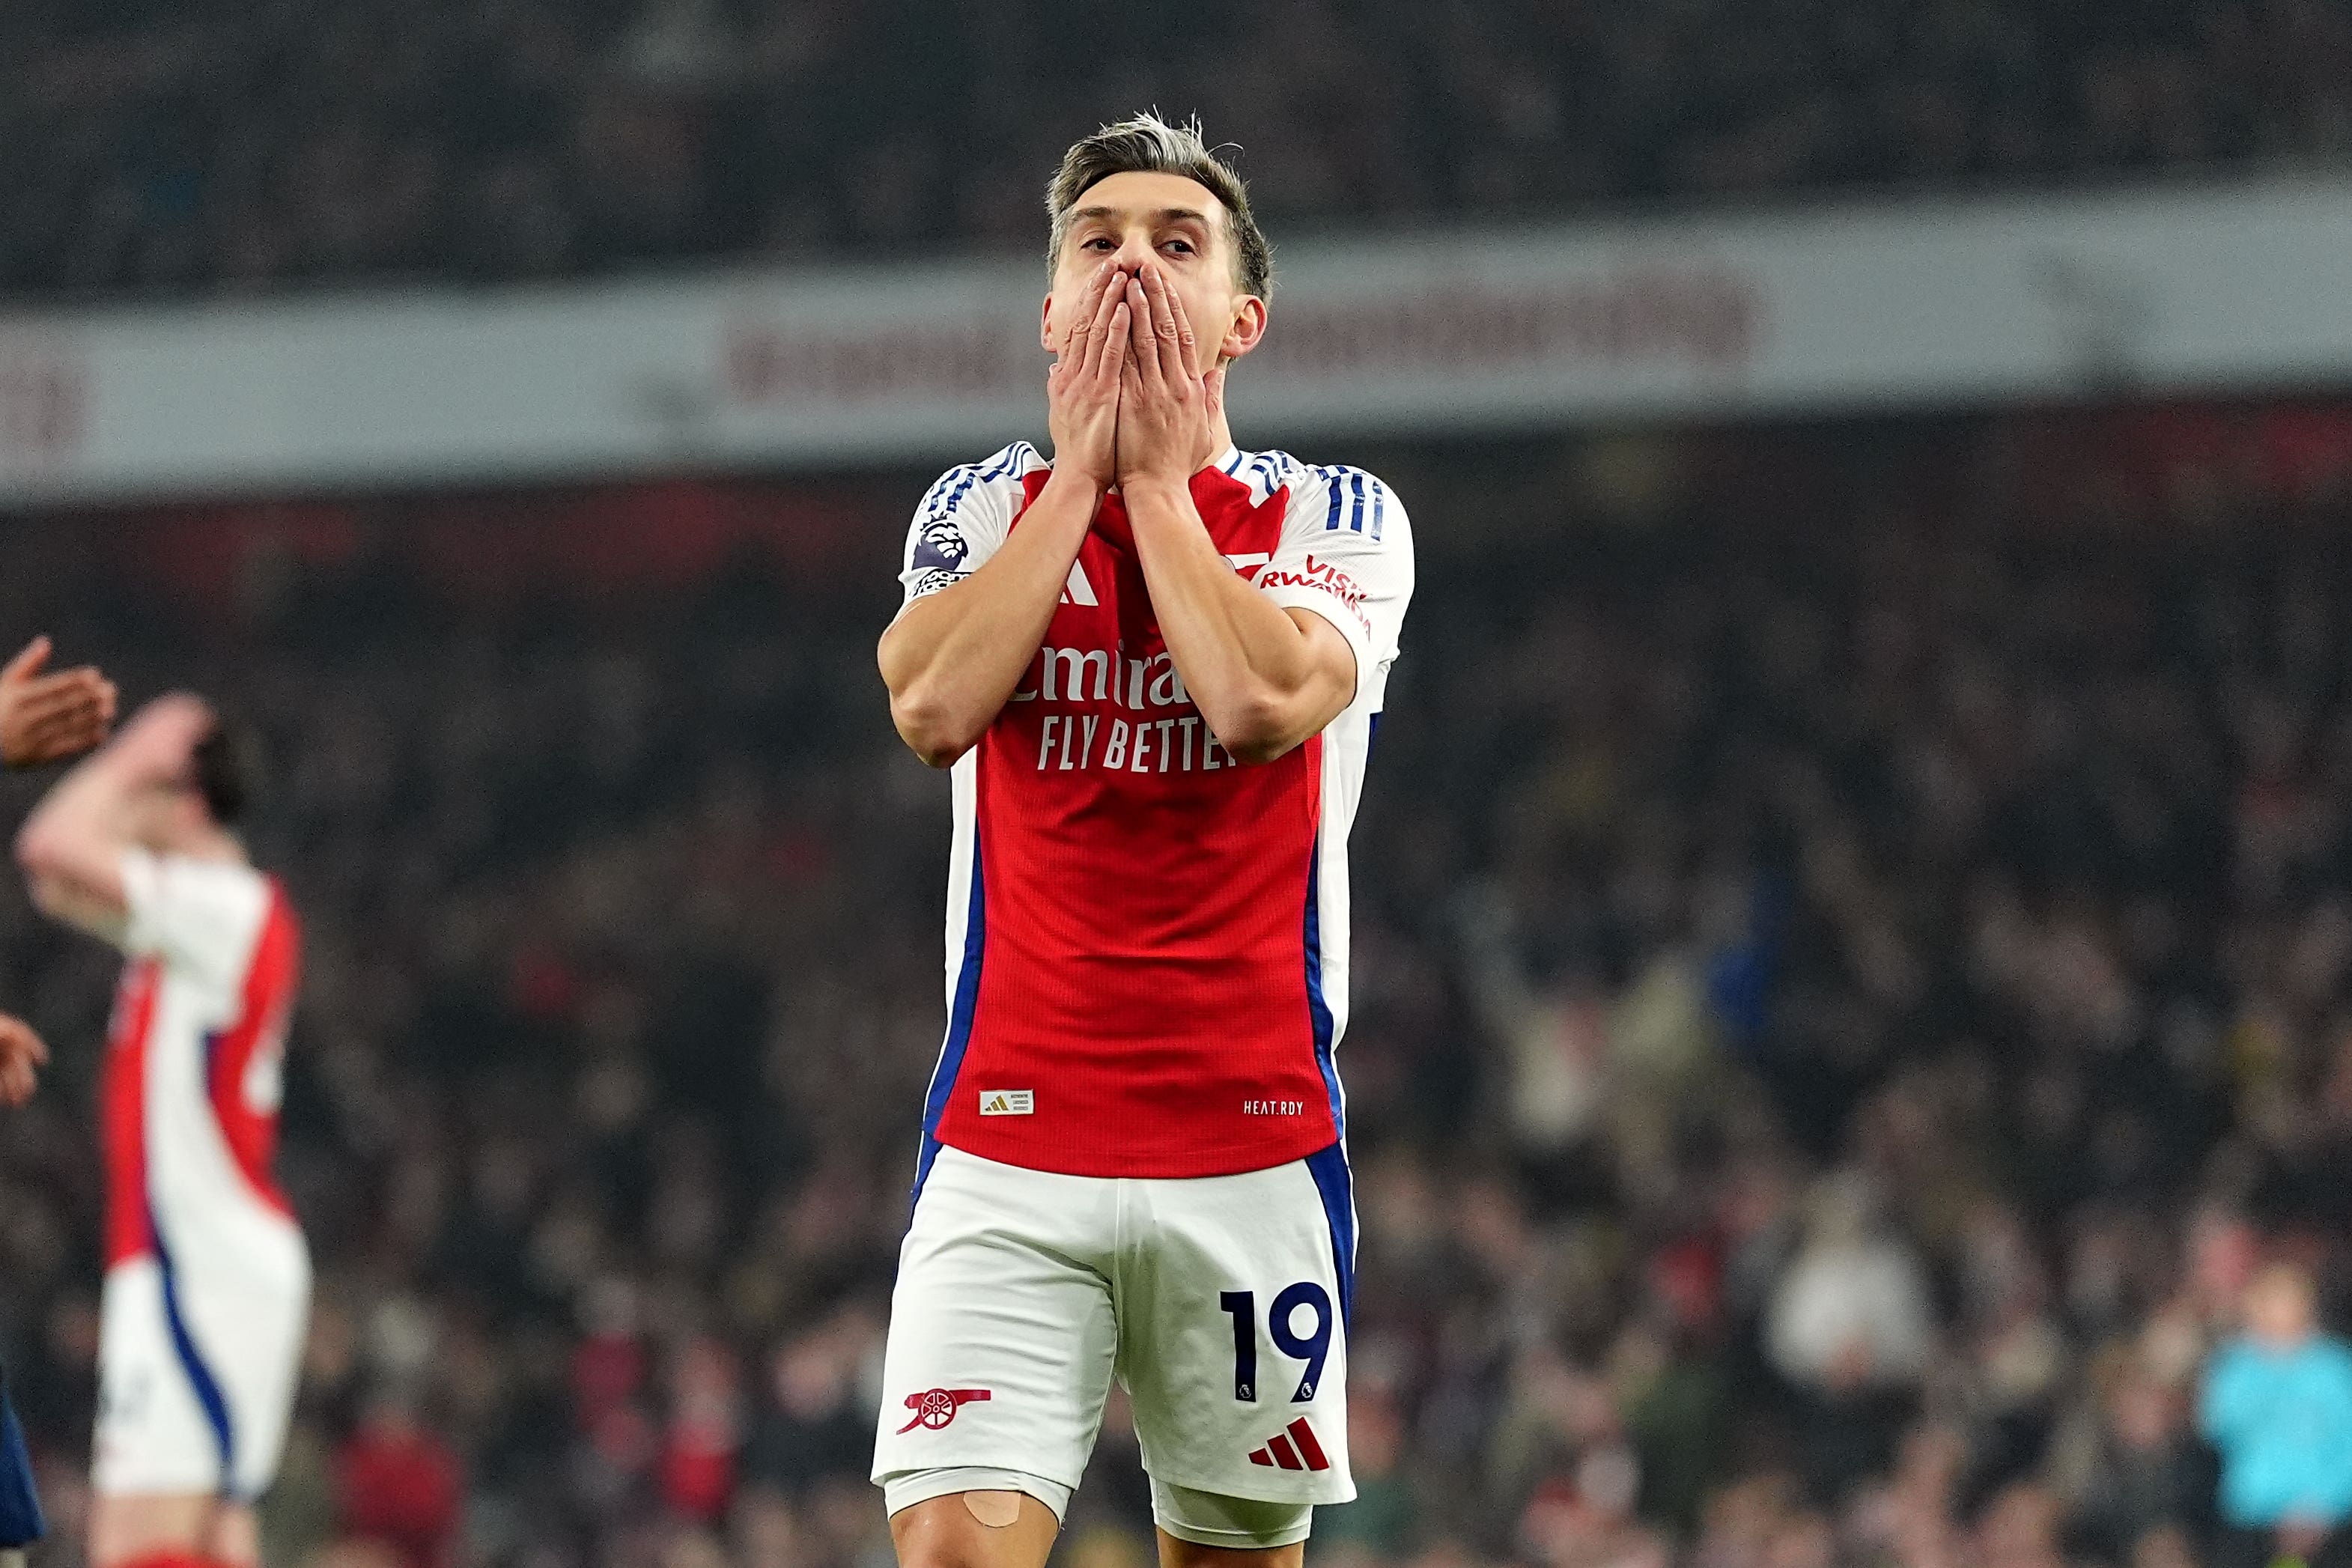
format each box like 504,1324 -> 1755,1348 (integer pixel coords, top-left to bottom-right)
0,0 -> 2347,299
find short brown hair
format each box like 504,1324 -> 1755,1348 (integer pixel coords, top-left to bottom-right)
192,709 -> 264,827
1045,113 -> 1272,300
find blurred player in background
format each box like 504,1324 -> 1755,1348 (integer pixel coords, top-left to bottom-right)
16,694 -> 307,1568
0,631 -> 115,1568
875,115 -> 1413,1568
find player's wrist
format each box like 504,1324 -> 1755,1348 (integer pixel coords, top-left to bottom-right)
1118,472 -> 1196,514
1042,461 -> 1111,504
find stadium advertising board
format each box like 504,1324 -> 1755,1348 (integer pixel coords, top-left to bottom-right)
1,180 -> 2347,501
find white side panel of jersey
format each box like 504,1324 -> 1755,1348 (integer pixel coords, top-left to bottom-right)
1314,706 -> 1373,1071
939,749 -> 981,1016
143,954 -> 305,1274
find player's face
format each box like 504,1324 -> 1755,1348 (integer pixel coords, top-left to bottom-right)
131,779 -> 207,853
1045,171 -> 1266,367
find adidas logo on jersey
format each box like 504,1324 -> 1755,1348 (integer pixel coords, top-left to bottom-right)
978,1090 -> 1033,1116
1247,1416 -> 1332,1472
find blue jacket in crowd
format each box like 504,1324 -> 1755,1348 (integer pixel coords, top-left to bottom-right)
2200,1334 -> 2352,1529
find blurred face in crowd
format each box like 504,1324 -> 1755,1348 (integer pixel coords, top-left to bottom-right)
2106,1374 -> 2178,1450
2244,1262 -> 2318,1349
1043,171 -> 1267,374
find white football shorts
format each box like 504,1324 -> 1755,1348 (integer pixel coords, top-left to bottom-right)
872,1143 -> 1357,1545
94,1228 -> 310,1501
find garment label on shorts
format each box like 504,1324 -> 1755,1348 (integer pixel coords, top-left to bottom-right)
978,1090 -> 1034,1116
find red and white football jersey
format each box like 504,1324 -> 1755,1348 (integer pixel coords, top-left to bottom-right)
102,850 -> 302,1271
897,445 -> 1414,1182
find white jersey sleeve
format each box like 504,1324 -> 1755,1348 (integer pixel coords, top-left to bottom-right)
119,848 -> 271,1007
896,443 -> 1047,615
1262,464 -> 1415,713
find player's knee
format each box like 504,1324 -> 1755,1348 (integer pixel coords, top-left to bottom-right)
888,1490 -> 1058,1568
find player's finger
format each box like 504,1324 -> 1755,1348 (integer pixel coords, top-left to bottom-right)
1125,277 -> 1163,394
0,637 -> 49,687
1084,266 -> 1127,379
1143,263 -> 1194,385
1103,301 -> 1132,375
31,707 -> 109,760
1154,266 -> 1203,384
1141,264 -> 1188,388
1059,260 -> 1115,359
11,673 -> 109,726
1057,263 -> 1104,357
0,1018 -> 43,1090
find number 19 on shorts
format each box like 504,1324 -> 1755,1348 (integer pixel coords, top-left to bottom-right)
1220,1283 -> 1334,1403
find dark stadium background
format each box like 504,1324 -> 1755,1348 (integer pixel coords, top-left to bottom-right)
6,4 -> 2352,1568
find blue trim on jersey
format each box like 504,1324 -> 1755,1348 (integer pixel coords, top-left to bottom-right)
0,1376 -> 43,1548
1369,478 -> 1385,541
922,443 -> 1033,525
1304,1141 -> 1356,1327
1303,841 -> 1344,1144
1322,470 -> 1346,532
1249,455 -> 1280,501
149,1206 -> 237,1496
912,838 -> 987,1206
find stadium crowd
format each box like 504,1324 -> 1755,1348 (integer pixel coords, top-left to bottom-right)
3,0 -> 2350,299
3,406 -> 2352,1568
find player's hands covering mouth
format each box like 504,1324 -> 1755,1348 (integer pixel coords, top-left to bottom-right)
1045,259 -> 1134,490
1114,261 -> 1223,494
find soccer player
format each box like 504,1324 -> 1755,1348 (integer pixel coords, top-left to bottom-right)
15,694 -> 308,1568
872,115 -> 1414,1568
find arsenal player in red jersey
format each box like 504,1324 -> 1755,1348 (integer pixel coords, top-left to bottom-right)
872,115 -> 1414,1568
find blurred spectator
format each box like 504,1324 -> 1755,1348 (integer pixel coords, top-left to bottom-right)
2058,1362 -> 2213,1562
2199,1262 -> 2352,1568
738,1321 -> 871,1498
1764,1173 -> 1934,1501
333,1394 -> 462,1568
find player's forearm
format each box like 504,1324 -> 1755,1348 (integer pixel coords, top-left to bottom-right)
1123,481 -> 1338,764
878,469 -> 1102,767
13,743 -> 139,915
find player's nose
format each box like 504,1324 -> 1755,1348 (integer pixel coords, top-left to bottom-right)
1113,233 -> 1155,271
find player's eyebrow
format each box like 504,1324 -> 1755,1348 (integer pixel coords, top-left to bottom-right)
1070,205 -> 1214,228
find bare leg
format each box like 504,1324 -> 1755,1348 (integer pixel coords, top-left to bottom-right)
890,1492 -> 1060,1568
88,1492 -> 221,1568
206,1502 -> 260,1568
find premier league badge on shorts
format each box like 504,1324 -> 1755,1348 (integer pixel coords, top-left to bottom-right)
893,1387 -> 991,1434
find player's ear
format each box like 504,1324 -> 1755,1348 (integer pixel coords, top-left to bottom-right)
1041,294 -> 1057,356
1218,296 -> 1268,365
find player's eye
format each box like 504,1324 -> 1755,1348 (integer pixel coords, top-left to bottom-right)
1163,239 -> 1196,255
1081,237 -> 1113,252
